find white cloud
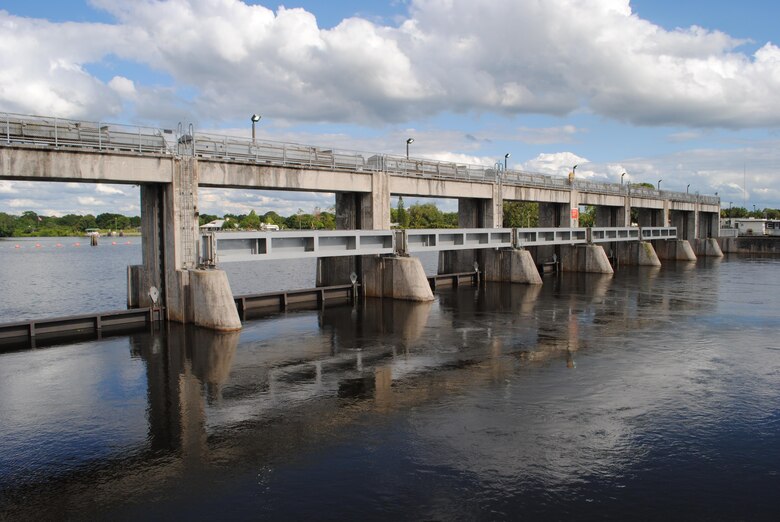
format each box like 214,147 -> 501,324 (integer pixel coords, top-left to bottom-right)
0,181 -> 18,194
95,184 -> 126,195
2,0 -> 780,127
77,196 -> 104,206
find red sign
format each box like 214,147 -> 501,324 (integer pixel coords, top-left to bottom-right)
571,208 -> 579,220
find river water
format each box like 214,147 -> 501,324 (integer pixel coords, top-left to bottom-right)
1,239 -> 779,520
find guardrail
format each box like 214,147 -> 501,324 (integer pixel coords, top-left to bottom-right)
515,228 -> 588,247
2,112 -> 175,154
202,226 -> 681,264
639,227 -> 678,240
2,112 -> 719,205
201,229 -> 395,264
588,227 -> 641,243
398,228 -> 513,254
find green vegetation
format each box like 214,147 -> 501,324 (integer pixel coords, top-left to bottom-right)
0,211 -> 141,237
503,201 -> 539,227
391,201 -> 458,228
721,206 -> 780,219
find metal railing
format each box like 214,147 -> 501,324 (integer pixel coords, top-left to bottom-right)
639,227 -> 678,240
2,112 -> 719,205
2,112 -> 176,154
201,226 -> 680,265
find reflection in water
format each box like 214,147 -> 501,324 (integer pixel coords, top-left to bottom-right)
2,258 -> 780,520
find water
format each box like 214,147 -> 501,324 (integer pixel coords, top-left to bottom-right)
1,245 -> 779,520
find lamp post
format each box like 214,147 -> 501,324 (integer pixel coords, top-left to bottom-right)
686,183 -> 690,194
406,138 -> 414,159
504,153 -> 511,171
657,179 -> 662,190
621,172 -> 625,185
250,114 -> 261,144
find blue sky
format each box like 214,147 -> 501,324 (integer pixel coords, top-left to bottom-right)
2,0 -> 780,217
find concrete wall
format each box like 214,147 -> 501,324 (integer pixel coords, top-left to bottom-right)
717,236 -> 780,254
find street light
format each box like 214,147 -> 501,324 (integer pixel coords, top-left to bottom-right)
729,201 -> 733,218
250,114 -> 261,143
657,179 -> 662,190
504,153 -> 511,171
686,183 -> 690,194
406,137 -> 414,159
621,172 -> 626,185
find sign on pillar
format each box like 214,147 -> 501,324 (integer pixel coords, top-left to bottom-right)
571,207 -> 579,226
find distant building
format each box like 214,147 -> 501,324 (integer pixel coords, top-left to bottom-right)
200,219 -> 225,231
260,222 -> 280,231
722,218 -> 766,236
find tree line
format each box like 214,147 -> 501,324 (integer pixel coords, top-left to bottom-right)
5,202 -> 774,238
0,211 -> 141,237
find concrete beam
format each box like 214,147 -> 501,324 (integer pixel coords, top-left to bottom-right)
0,146 -> 173,184
197,160 -> 373,193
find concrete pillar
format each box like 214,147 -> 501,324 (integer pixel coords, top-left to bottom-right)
438,197 -> 496,274
636,208 -> 663,227
131,158 -> 240,331
362,256 -> 434,301
559,244 -> 614,274
670,210 -> 696,240
691,238 -> 724,257
698,211 -> 719,238
318,172 -> 391,287
482,249 -> 543,285
595,206 -> 627,227
654,240 -> 697,261
190,270 -> 242,331
615,241 -> 661,266
538,202 -> 568,227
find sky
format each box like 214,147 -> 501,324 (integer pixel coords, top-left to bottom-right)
2,0 -> 780,218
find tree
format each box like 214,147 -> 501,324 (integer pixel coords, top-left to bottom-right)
0,212 -> 14,237
199,213 -> 219,226
240,210 -> 261,230
503,201 -> 539,227
395,197 -> 409,228
578,206 -> 596,228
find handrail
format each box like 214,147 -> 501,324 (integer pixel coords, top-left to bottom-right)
1,112 -> 720,205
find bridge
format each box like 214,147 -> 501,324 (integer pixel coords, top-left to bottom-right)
1,112 -> 722,331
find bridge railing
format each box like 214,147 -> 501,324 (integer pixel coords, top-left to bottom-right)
2,113 -> 719,205
515,228 -> 589,247
589,227 -> 641,243
639,227 -> 678,240
2,112 -> 176,154
200,229 -> 395,264
398,228 -> 514,255
201,226 -> 681,265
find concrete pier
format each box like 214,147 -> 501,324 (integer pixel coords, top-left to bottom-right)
654,239 -> 697,261
482,249 -> 543,285
691,238 -> 724,257
362,256 -> 434,301
615,241 -> 662,267
560,244 -> 614,274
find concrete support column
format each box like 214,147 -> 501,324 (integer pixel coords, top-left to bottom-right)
568,189 -> 580,228
698,211 -> 719,238
438,197 -> 494,274
615,241 -> 662,266
131,158 -> 240,331
654,240 -> 697,261
691,238 -> 724,257
482,249 -> 543,285
362,256 -> 434,301
319,172 -> 391,287
670,210 -> 696,240
595,206 -> 626,227
636,208 -> 663,227
559,244 -> 614,274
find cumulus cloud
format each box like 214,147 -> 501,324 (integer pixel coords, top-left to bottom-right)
1,0 -> 779,128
